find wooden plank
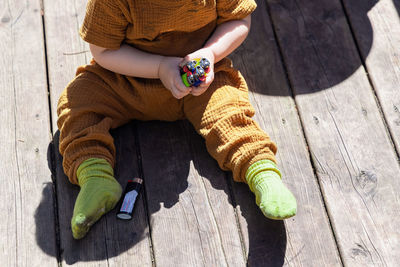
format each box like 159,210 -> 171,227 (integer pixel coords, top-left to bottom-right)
181,121 -> 247,267
0,0 -> 57,266
52,131 -> 109,266
43,0 -> 89,129
229,0 -> 342,265
52,126 -> 152,266
342,0 -> 400,159
107,124 -> 153,267
44,0 -> 107,263
43,0 -> 152,265
266,0 -> 400,265
138,120 -> 246,267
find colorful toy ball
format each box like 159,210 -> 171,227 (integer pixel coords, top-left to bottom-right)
180,58 -> 210,87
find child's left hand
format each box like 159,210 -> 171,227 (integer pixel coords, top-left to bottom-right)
180,48 -> 215,96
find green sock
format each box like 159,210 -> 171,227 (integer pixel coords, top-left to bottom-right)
245,160 -> 297,220
71,158 -> 122,239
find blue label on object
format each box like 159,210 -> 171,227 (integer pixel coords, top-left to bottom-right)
120,190 -> 138,213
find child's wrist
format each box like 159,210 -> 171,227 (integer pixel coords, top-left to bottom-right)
199,45 -> 216,63
156,55 -> 166,79
199,47 -> 215,63
209,48 -> 216,63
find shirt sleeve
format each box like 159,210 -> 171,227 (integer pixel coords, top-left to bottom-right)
79,0 -> 129,49
216,0 -> 257,25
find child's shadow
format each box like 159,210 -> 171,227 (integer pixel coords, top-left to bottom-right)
235,0 -> 379,97
35,121 -> 286,265
35,0 -> 384,263
36,127 -> 152,264
181,121 -> 288,266
138,120 -> 287,266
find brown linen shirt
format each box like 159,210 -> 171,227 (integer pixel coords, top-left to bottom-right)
79,0 -> 257,57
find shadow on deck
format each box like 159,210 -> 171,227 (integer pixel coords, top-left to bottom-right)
36,123 -> 287,265
31,0 -> 400,265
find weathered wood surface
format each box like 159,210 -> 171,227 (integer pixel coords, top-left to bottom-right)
10,0 -> 399,265
107,124 -> 153,267
43,0 -> 89,128
183,123 -> 248,267
52,127 -> 152,266
44,0 -> 107,264
138,120 -> 245,267
266,0 -> 400,265
136,0 -> 342,263
342,0 -> 400,155
43,0 -> 152,265
230,0 -> 342,265
0,0 -> 57,266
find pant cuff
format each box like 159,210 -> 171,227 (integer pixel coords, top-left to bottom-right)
64,154 -> 115,185
237,153 -> 277,183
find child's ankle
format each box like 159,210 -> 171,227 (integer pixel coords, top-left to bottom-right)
245,159 -> 297,220
245,159 -> 281,192
77,158 -> 115,186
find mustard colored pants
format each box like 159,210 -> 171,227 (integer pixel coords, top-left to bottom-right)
57,58 -> 277,185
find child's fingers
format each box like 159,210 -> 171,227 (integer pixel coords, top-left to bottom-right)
171,81 -> 191,99
199,71 -> 214,88
174,77 -> 189,92
179,55 -> 193,68
203,75 -> 213,87
197,82 -> 208,90
174,78 -> 191,95
189,71 -> 213,96
171,87 -> 187,99
190,85 -> 208,96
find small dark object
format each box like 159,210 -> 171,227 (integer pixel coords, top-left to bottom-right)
116,178 -> 143,220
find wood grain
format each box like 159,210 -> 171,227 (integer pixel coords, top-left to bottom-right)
0,0 -> 56,266
41,0 -> 400,265
137,120 -> 245,267
342,0 -> 400,158
266,0 -> 400,265
52,126 -> 152,266
43,0 -> 89,129
43,0 -> 152,265
44,0 -> 108,263
229,0 -> 342,265
52,131 -> 109,266
107,124 -> 153,267
182,121 -> 247,267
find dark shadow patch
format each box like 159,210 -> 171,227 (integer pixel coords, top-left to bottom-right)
183,120 -> 287,266
37,126 -> 151,264
34,182 -> 59,262
231,0 -> 378,96
36,120 -> 287,265
35,0 -> 386,263
393,0 -> 400,19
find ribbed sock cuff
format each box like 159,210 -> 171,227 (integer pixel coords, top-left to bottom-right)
245,159 -> 282,192
76,158 -> 115,186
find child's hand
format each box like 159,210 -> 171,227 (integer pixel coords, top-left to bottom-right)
180,48 -> 215,96
158,56 -> 192,99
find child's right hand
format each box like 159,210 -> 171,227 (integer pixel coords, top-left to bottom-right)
158,56 -> 191,99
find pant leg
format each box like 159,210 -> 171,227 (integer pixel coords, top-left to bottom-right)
57,73 -> 125,184
183,58 -> 277,183
57,62 -> 184,185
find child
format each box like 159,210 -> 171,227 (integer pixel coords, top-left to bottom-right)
57,0 -> 297,240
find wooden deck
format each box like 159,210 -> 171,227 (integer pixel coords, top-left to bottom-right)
2,0 -> 400,266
